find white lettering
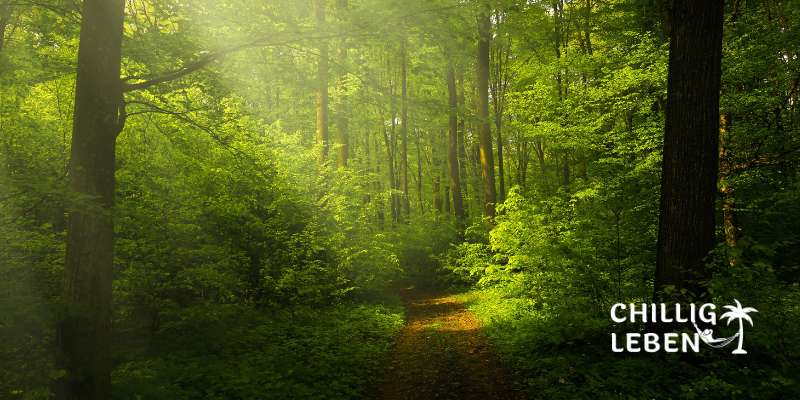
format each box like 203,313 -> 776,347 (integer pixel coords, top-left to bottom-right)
611,304 -> 627,323
644,333 -> 660,352
663,333 -> 679,352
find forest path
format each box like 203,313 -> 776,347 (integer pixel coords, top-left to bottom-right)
378,289 -> 522,400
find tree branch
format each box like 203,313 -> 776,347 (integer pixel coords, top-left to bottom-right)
122,31 -> 371,93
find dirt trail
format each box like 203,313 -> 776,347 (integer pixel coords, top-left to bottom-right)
379,289 -> 523,400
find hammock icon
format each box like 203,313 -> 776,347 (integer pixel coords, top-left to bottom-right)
691,322 -> 739,349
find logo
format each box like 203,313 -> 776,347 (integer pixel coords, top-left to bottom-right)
610,299 -> 757,354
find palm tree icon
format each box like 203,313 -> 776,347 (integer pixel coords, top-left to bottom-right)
721,299 -> 758,354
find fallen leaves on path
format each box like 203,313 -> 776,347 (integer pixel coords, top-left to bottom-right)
379,289 -> 523,400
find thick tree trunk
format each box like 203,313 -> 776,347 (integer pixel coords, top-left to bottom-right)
654,0 -> 724,301
57,0 -> 125,398
477,8 -> 496,218
315,0 -> 329,160
447,67 -> 465,225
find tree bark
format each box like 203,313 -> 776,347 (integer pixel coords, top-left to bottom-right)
57,0 -> 125,398
477,7 -> 496,218
490,26 -> 509,203
447,66 -> 465,225
654,0 -> 724,301
315,0 -> 329,160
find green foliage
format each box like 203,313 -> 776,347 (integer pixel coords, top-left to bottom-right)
2,0 -> 800,398
112,303 -> 404,400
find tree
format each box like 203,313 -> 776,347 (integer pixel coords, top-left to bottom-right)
316,0 -> 330,160
447,65 -> 465,226
490,9 -> 510,203
653,0 -> 724,301
476,5 -> 496,218
400,37 -> 410,218
56,0 -> 125,398
335,0 -> 349,168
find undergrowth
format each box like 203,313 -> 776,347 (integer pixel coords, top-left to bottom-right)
112,300 -> 404,400
458,287 -> 799,400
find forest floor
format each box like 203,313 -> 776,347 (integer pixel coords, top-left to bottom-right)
378,288 -> 523,400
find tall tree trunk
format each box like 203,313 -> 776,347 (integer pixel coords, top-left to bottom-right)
654,0 -> 724,301
490,12 -> 509,203
456,70 -> 469,216
334,0 -> 348,167
477,7 -> 496,218
400,38 -> 410,218
447,66 -> 465,225
516,140 -> 529,189
534,138 -> 545,175
433,134 -> 443,213
315,0 -> 329,160
496,117 -> 506,201
57,1 -> 125,398
584,0 -> 593,55
375,126 -> 385,228
552,0 -> 569,188
383,122 -> 399,224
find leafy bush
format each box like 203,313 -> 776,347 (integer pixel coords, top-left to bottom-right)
112,302 -> 404,399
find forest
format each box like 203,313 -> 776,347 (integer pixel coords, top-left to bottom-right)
1,0 -> 799,399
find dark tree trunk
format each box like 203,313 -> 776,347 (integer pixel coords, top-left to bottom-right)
316,0 -> 329,160
490,11 -> 509,204
654,0 -> 724,301
477,7 -> 496,218
448,66 -> 465,225
583,0 -> 593,55
56,0 -> 125,398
